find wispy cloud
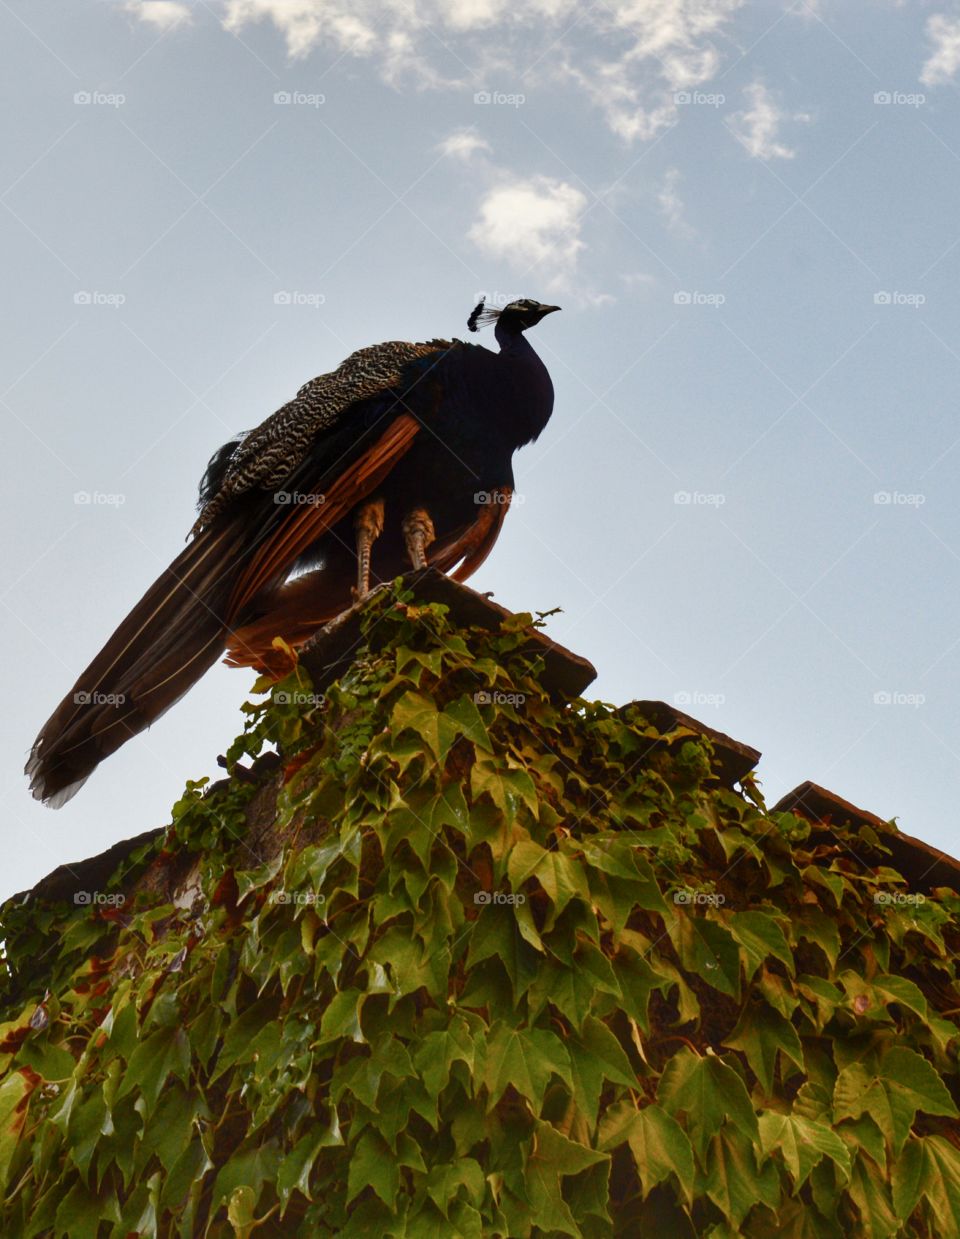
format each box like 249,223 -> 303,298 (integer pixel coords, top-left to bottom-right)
124,0 -> 193,31
728,81 -> 809,160
437,129 -> 492,161
920,14 -> 960,86
561,0 -> 743,141
123,0 -> 744,142
657,167 -> 694,238
222,1 -> 376,59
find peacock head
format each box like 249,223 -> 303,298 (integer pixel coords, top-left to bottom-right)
468,298 -> 561,334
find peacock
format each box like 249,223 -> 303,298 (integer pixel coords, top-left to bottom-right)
26,298 -> 560,806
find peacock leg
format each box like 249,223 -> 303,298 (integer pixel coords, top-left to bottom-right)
402,508 -> 436,570
353,498 -> 385,598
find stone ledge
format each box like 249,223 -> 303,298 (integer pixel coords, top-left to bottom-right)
773,780 -> 960,894
618,700 -> 761,788
299,568 -> 598,701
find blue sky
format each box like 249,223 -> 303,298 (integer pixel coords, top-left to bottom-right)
3,0 -> 960,899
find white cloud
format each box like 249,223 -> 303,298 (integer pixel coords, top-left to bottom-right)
437,130 -> 492,161
222,1 -> 376,59
467,176 -> 588,276
657,167 -> 694,238
123,0 -> 744,142
125,0 -> 192,30
920,14 -> 960,86
728,81 -> 808,160
546,0 -> 745,141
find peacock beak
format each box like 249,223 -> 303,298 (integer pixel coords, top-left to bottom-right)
538,305 -> 561,317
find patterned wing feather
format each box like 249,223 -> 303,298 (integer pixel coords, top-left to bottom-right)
194,337 -> 453,530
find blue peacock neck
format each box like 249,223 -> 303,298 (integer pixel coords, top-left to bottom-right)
492,320 -> 554,447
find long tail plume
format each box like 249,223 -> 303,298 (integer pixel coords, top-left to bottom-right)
26,520 -> 251,806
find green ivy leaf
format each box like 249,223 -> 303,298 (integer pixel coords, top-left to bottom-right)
391,690 -> 444,762
794,909 -> 841,969
318,990 -> 367,1045
482,1024 -> 572,1111
835,1047 -> 958,1155
601,1100 -> 695,1204
424,1158 -> 486,1218
52,1180 -> 121,1239
566,1016 -> 638,1128
526,1120 -> 608,1237
725,910 -> 794,979
509,841 -> 590,927
673,915 -> 741,999
918,1135 -> 960,1235
413,1016 -> 476,1099
658,1050 -> 758,1160
210,1144 -> 280,1219
722,1000 -> 804,1094
346,1129 -> 398,1207
442,695 -> 493,753
699,1126 -> 780,1231
758,1112 -> 851,1189
0,1070 -> 32,1191
115,1025 -> 190,1116
891,1138 -> 924,1221
470,758 -> 539,821
847,1150 -> 899,1239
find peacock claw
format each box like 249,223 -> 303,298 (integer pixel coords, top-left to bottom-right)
354,499 -> 385,598
402,508 -> 436,570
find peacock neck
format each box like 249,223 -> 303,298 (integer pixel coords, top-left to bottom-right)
495,319 -> 533,355
492,322 -> 554,446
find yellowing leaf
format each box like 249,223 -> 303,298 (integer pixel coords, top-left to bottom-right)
700,1127 -> 780,1231
657,1050 -> 758,1159
725,910 -> 794,979
508,840 -> 590,926
470,758 -> 539,821
757,1112 -> 850,1189
610,1102 -> 695,1203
